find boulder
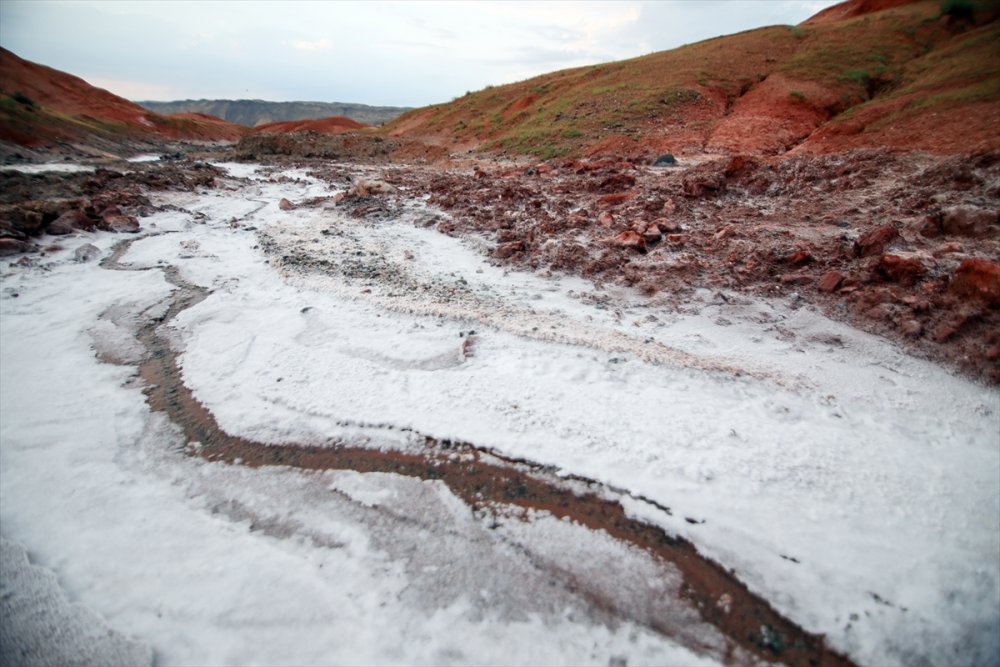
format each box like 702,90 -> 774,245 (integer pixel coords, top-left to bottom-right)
46,216 -> 75,235
101,207 -> 140,233
921,206 -> 999,238
950,258 -> 1000,304
875,252 -> 928,286
0,237 -> 38,256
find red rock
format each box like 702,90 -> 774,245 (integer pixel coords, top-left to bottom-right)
0,237 -> 38,256
666,234 -> 687,246
598,211 -> 615,226
49,209 -> 92,234
652,218 -> 681,233
781,273 -> 813,285
611,230 -> 646,251
853,225 -> 898,258
875,253 -> 927,286
102,209 -> 140,233
279,198 -> 295,211
713,225 -> 736,241
817,271 -> 845,292
596,193 -> 632,208
922,206 -> 999,238
724,155 -> 755,178
900,319 -> 923,337
987,345 -> 1000,361
46,216 -> 75,235
494,240 -> 525,259
950,258 -> 1000,304
786,250 -> 813,266
641,223 -> 662,244
934,324 -> 959,343
933,241 -> 964,256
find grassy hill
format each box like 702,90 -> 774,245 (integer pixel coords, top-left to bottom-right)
385,0 -> 1000,158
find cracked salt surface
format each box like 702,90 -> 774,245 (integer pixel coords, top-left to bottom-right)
1,161 -> 997,666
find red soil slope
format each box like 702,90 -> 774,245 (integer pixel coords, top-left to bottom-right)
252,116 -> 367,134
0,48 -> 246,146
387,0 -> 999,158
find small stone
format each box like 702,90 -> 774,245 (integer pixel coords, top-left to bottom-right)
900,319 -> 922,337
641,223 -> 662,244
279,198 -> 295,211
781,273 -> 813,285
817,271 -> 845,292
611,230 -> 646,251
786,250 -> 813,266
666,234 -> 687,246
652,153 -> 677,167
73,243 -> 101,263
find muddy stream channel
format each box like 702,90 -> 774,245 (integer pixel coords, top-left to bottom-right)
99,213 -> 853,667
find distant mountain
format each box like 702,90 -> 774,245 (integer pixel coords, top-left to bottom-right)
136,100 -> 411,128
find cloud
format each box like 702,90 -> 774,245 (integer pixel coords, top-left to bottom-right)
290,38 -> 331,51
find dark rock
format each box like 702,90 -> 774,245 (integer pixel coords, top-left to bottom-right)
494,241 -> 525,259
46,216 -> 75,235
652,154 -> 677,167
0,237 -> 39,256
73,243 -> 101,262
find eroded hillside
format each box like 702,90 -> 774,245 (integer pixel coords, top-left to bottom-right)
385,0 -> 999,158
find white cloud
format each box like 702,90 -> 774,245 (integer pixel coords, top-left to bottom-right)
290,38 -> 331,51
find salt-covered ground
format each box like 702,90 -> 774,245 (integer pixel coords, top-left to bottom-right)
1,162 -> 997,666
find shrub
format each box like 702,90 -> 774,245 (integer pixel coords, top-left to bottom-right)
941,0 -> 976,20
12,91 -> 35,107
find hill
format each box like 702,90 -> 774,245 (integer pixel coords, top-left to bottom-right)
252,115 -> 367,134
385,0 -> 1000,158
136,99 -> 410,128
0,48 -> 246,150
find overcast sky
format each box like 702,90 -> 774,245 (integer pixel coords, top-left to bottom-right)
0,1 -> 839,107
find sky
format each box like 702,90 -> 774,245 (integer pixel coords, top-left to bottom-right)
0,1 -> 840,108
